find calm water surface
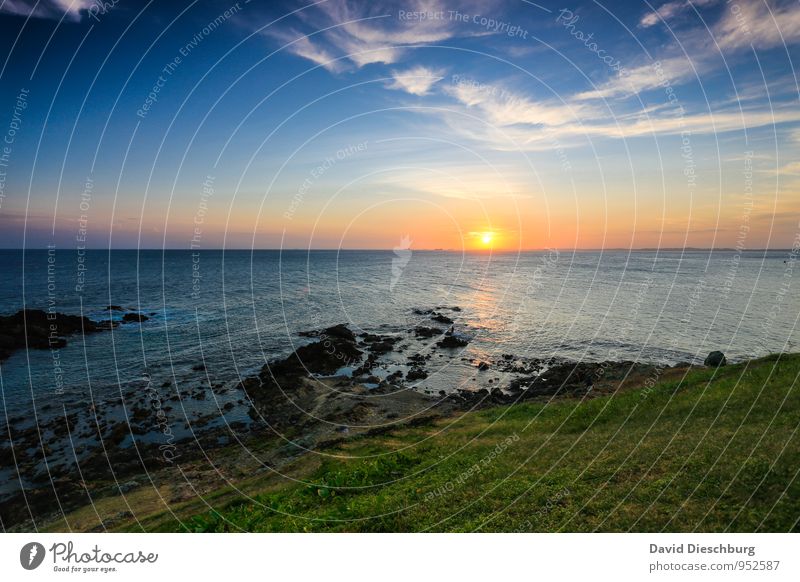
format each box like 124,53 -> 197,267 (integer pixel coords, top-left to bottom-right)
1,248 -> 797,410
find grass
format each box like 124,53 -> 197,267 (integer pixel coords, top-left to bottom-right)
91,354 -> 800,532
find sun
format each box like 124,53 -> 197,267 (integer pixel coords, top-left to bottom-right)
481,232 -> 493,246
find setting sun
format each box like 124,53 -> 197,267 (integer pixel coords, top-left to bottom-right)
481,232 -> 493,246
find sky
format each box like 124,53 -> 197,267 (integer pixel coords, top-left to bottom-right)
0,0 -> 798,250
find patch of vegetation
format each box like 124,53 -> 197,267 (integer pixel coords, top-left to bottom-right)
123,354 -> 800,532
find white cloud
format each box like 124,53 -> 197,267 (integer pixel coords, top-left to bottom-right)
444,80 -> 598,129
266,28 -> 344,73
575,55 -> 702,101
386,66 -> 445,95
640,0 -> 800,51
433,77 -> 800,151
640,1 -> 688,28
265,0 -> 494,71
591,0 -> 800,101
0,0 -> 93,21
639,0 -> 719,28
714,0 -> 800,51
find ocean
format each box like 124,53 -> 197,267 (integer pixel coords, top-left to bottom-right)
1,248 -> 798,409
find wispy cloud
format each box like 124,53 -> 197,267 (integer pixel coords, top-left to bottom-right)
266,27 -> 344,72
313,0 -> 449,67
444,79 -> 599,128
0,0 -> 93,21
386,66 -> 445,95
714,0 -> 800,51
639,0 -> 715,28
640,1 -> 686,28
264,0 -> 492,71
574,55 -> 700,101
642,0 -> 800,50
588,0 -> 800,100
434,76 -> 800,151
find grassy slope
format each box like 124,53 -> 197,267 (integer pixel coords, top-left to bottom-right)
109,354 -> 800,532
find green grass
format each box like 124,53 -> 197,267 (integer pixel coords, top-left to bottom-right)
126,354 -> 800,532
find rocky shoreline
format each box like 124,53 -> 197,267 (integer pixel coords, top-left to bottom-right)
242,318 -> 679,448
0,307 -> 157,361
0,309 -> 114,361
1,305 -> 707,530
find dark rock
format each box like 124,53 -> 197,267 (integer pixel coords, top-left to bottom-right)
131,423 -> 148,435
131,407 -> 150,422
299,324 -> 354,342
431,313 -> 454,324
407,353 -> 427,365
0,446 -> 14,465
386,370 -> 403,382
414,326 -> 439,338
322,324 -> 356,340
0,309 -> 110,361
269,324 -> 362,376
406,368 -> 428,381
122,312 -> 149,323
437,335 -> 469,348
367,336 -> 398,354
506,360 -> 647,400
477,361 -> 490,371
104,422 -> 129,445
704,351 -> 727,367
105,305 -> 125,312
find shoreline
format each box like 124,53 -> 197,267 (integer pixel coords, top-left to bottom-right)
0,306 -> 752,530
1,336 -> 695,531
16,351 -> 798,533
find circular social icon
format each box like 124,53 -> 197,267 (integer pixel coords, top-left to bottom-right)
20,542 -> 46,570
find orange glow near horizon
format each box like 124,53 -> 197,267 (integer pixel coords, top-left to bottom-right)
216,186 -> 800,251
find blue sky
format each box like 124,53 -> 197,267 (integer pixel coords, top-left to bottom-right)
0,0 -> 798,249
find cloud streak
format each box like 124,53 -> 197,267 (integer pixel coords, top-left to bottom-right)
265,0 -> 493,71
433,76 -> 800,151
265,27 -> 344,72
0,0 -> 94,21
587,0 -> 800,100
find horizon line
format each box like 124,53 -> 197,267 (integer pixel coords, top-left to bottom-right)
0,247 -> 795,252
